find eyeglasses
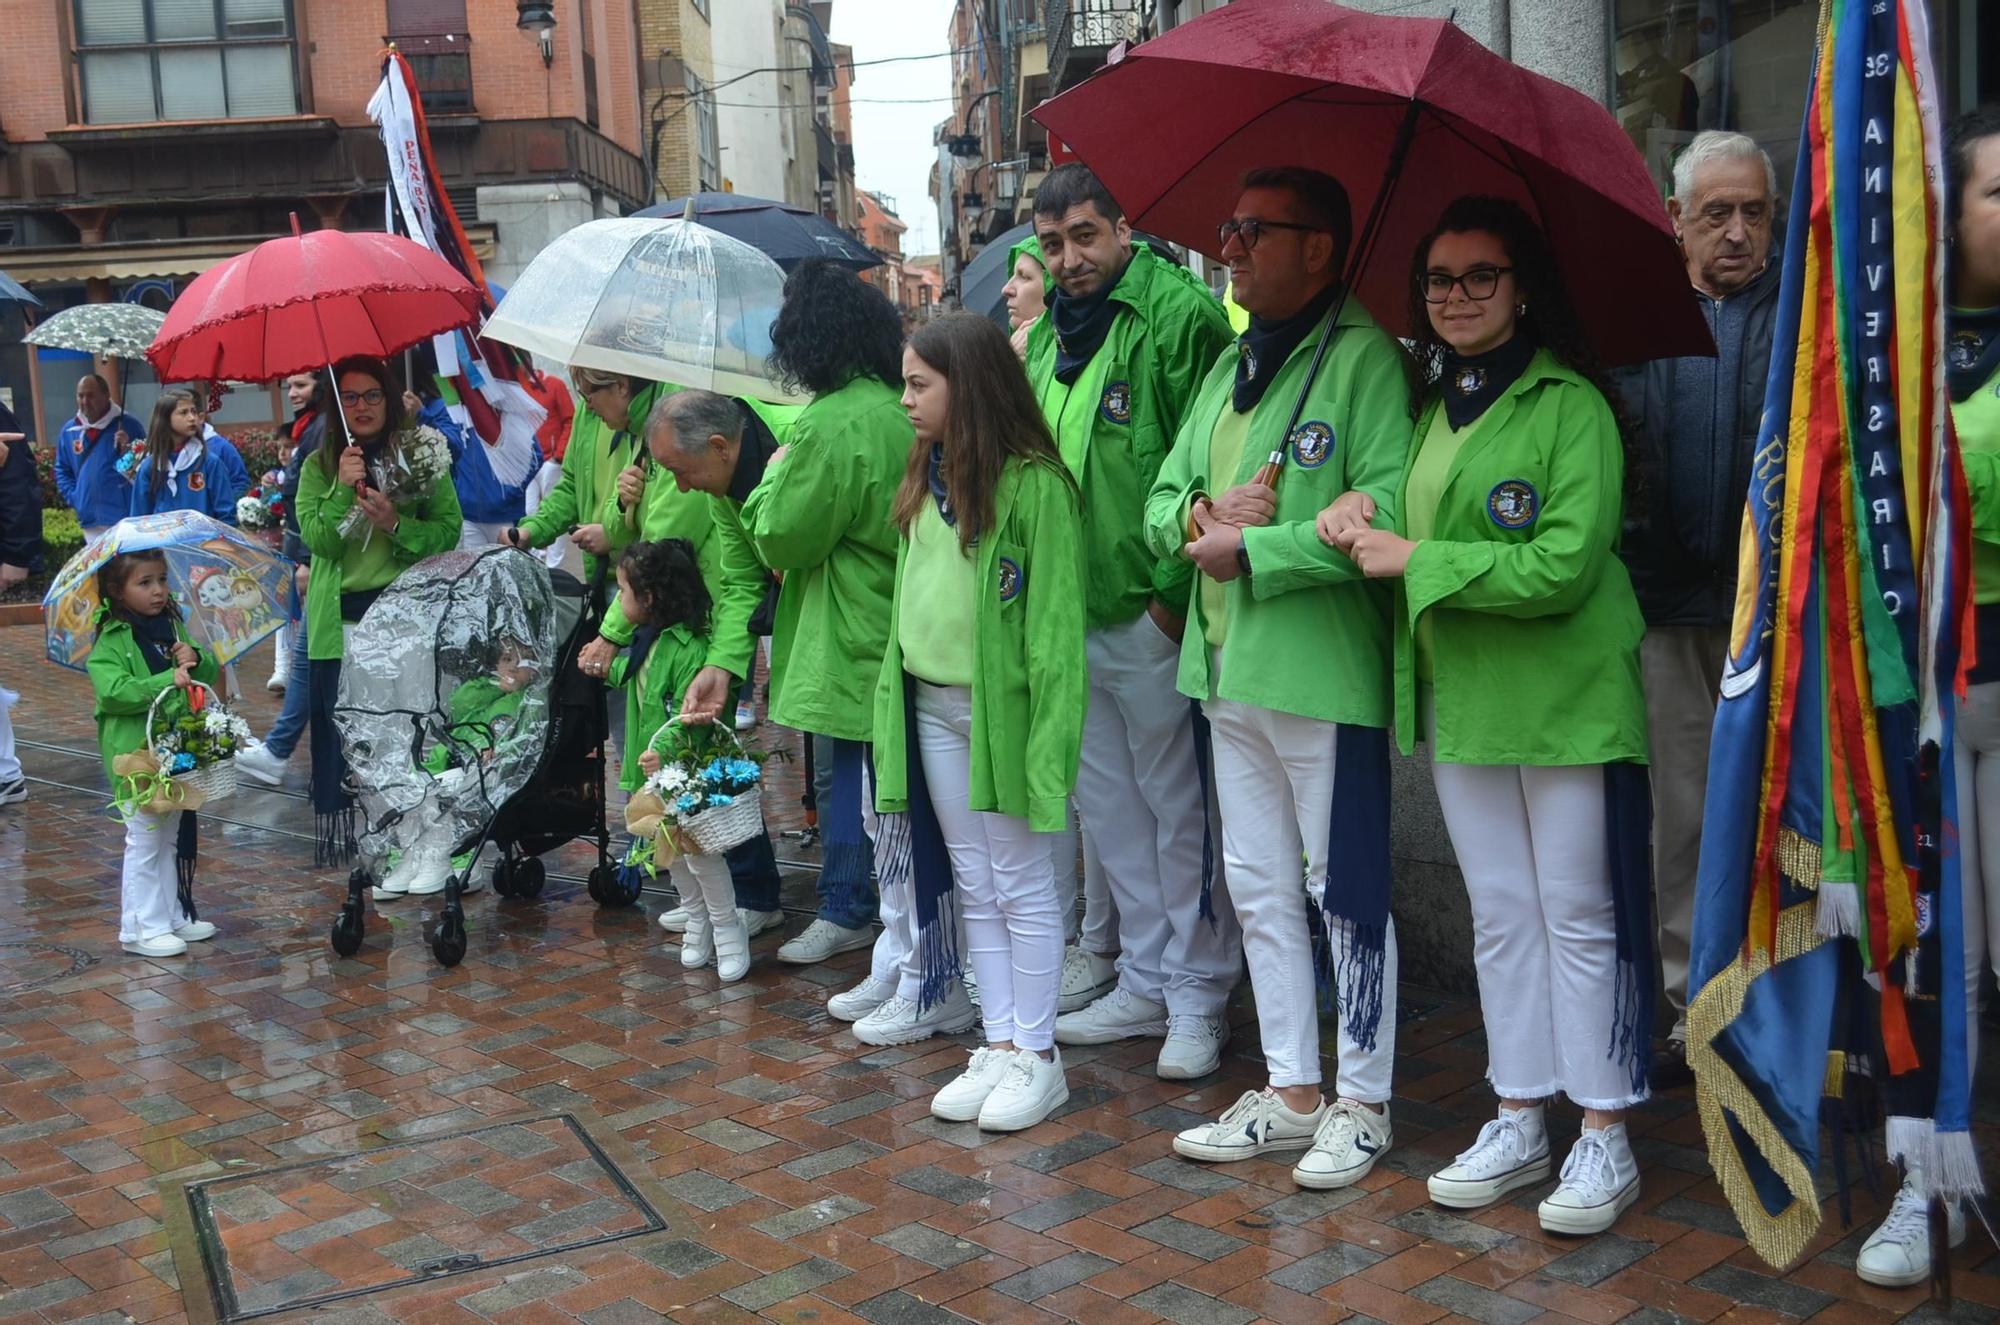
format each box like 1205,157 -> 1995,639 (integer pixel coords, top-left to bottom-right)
1217,217 -> 1323,251
1421,267 -> 1514,303
338,389 -> 386,407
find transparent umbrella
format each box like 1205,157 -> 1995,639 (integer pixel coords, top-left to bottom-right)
480,218 -> 798,404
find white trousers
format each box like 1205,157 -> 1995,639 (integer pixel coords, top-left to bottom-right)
0,685 -> 19,783
916,682 -> 1063,1050
459,521 -> 511,550
120,810 -> 185,943
1949,681 -> 2000,1074
1431,760 -> 1644,1109
1205,694 -> 1398,1098
671,848 -> 738,927
1076,613 -> 1238,1014
1068,819 -> 1119,952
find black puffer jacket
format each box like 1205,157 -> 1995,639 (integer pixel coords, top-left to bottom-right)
0,403 -> 42,574
1613,257 -> 1782,628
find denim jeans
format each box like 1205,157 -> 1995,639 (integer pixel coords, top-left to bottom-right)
814,734 -> 879,929
725,831 -> 782,913
264,614 -> 311,759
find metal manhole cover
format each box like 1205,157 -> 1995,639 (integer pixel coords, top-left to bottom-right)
185,1113 -> 667,1321
0,941 -> 99,996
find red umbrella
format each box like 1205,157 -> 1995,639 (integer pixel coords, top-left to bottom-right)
147,220 -> 481,384
1031,0 -> 1713,368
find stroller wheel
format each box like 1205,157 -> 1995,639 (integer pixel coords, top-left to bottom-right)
513,856 -> 546,900
330,903 -> 364,957
432,907 -> 467,967
586,867 -> 609,906
491,856 -> 517,898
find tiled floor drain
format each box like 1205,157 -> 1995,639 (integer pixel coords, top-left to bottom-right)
184,1112 -> 667,1321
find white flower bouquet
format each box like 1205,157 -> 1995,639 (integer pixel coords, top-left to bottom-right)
336,425 -> 454,543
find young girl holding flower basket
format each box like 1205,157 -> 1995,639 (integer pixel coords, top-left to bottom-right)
612,537 -> 769,983
88,549 -> 246,957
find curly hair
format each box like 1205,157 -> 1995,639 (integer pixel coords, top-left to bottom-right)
768,259 -> 905,395
617,537 -> 711,636
1948,104 -> 2000,233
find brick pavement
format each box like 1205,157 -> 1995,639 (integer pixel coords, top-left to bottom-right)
0,623 -> 1997,1324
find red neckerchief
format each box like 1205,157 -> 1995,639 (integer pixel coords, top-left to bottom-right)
289,408 -> 318,443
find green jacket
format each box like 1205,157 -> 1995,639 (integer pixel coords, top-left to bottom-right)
422,676 -> 530,774
294,430 -> 463,661
740,376 -> 912,741
874,457 -> 1087,830
1392,350 -> 1647,765
1955,357 -> 2000,604
88,616 -> 222,782
1028,245 -> 1235,631
1144,299 -> 1413,725
518,382 -> 667,582
608,623 -> 710,792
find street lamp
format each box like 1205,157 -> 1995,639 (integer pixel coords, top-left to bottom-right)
515,0 -> 556,67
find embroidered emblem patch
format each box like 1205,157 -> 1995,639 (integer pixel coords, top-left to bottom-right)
1454,366 -> 1487,395
1239,342 -> 1257,379
1486,479 -> 1537,529
189,472 -> 206,492
72,437 -> 84,455
997,557 -> 1024,603
1915,892 -> 1934,937
1099,380 -> 1132,424
1290,420 -> 1333,469
1948,329 -> 1982,372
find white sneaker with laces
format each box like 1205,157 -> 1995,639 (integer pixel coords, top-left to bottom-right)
1537,1123 -> 1640,1235
1057,945 -> 1118,1013
1156,1013 -> 1229,1079
1054,986 -> 1169,1045
776,918 -> 874,964
122,933 -> 188,957
680,913 -> 714,969
827,975 -> 898,1022
1856,1172 -> 1968,1287
978,1048 -> 1069,1131
931,1045 -> 1016,1121
1428,1107 -> 1551,1209
1173,1088 -> 1325,1162
853,986 -> 977,1046
234,741 -> 287,788
172,920 -> 218,942
1293,1099 -> 1392,1189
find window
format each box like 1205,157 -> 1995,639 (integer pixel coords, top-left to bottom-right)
689,68 -> 720,192
1610,0 -> 1815,203
74,0 -> 298,125
691,0 -> 709,19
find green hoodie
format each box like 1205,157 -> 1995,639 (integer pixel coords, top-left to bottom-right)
1391,350 -> 1647,766
87,615 -> 221,782
1144,298 -> 1414,726
421,675 -> 531,774
607,622 -> 712,792
1006,234 -> 1053,295
1025,244 -> 1235,632
517,382 -> 668,582
874,457 -> 1087,831
740,376 -> 913,742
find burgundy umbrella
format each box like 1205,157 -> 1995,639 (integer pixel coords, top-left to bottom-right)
1031,0 -> 1713,368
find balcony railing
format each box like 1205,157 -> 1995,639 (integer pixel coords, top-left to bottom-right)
1043,0 -> 1140,91
398,34 -> 474,116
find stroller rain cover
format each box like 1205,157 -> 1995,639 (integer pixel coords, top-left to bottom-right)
335,547 -> 562,868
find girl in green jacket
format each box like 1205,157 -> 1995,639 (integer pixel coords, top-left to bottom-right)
295,357 -> 463,868
1322,198 -> 1651,1237
88,549 -> 222,958
875,312 -> 1087,1133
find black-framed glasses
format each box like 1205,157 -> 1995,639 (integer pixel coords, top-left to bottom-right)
1421,267 -> 1514,303
338,388 -> 386,407
1217,217 -> 1323,251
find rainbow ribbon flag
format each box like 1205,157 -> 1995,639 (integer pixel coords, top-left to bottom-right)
1686,0 -> 1979,1273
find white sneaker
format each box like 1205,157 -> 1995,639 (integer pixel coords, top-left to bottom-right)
371,851 -> 416,900
1173,1088 -> 1325,1162
403,849 -> 453,896
1856,1173 -> 1968,1287
172,920 -> 218,942
122,933 -> 187,958
714,914 -> 751,983
234,741 -> 287,788
1058,945 -> 1117,1013
658,903 -> 694,932
931,1045 -> 1016,1121
734,702 -> 759,731
1538,1124 -> 1640,1235
1429,1107 -> 1552,1209
680,913 -> 714,969
979,1048 -> 1069,1131
854,986 -> 978,1046
1293,1099 -> 1392,1189
658,905 -> 784,936
1156,1013 -> 1229,1079
266,670 -> 288,693
827,975 -> 898,1022
777,918 -> 874,964
1054,986 -> 1168,1045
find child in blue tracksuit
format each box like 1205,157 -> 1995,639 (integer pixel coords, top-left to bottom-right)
131,389 -> 245,522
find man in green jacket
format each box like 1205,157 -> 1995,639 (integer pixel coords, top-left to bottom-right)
1144,167 -> 1412,1191
1027,164 -> 1242,1079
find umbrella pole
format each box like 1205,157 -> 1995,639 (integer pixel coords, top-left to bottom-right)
325,364 -> 358,448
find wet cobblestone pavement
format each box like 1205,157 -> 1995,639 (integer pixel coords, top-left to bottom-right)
0,625 -> 1996,1324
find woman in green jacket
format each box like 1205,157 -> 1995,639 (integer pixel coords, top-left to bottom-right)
295,357 -> 463,867
874,312 -> 1086,1133
1322,198 -> 1650,1237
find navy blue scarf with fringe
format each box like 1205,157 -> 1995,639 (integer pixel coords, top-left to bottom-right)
1314,724 -> 1393,1050
904,678 -> 963,1008
1603,760 -> 1655,1096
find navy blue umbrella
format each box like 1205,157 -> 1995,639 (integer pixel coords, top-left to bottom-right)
633,193 -> 881,272
961,222 -> 1183,327
0,269 -> 41,309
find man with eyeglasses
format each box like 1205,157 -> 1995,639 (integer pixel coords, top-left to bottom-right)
1144,166 -> 1411,1190
1610,130 -> 1780,1091
1021,164 -> 1240,1080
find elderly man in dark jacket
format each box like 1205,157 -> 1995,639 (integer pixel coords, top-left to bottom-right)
1614,130 -> 1781,1088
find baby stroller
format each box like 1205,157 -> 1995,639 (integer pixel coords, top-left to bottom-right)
326,546 -> 624,967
